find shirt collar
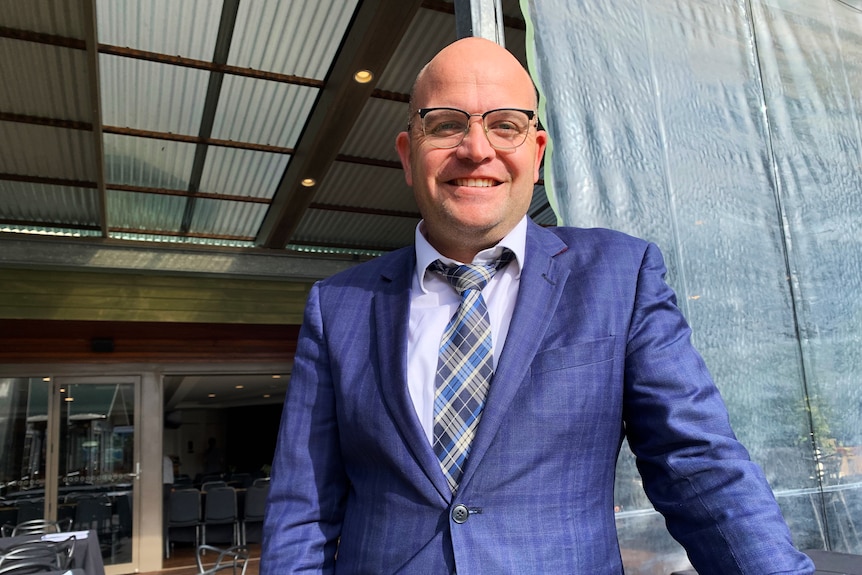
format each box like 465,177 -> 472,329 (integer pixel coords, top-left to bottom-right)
414,216 -> 527,293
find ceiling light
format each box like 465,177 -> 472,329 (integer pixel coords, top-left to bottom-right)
301,178 -> 316,188
235,385 -> 244,389
271,374 -> 281,379
64,397 -> 74,402
354,69 -> 373,84
42,377 -> 51,382
208,393 -> 216,398
263,394 -> 271,398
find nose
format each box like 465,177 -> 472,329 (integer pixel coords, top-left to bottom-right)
456,117 -> 495,161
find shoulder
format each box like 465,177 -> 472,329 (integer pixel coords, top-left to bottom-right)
316,245 -> 415,290
531,223 -> 655,265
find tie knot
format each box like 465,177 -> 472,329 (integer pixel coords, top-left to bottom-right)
430,250 -> 514,295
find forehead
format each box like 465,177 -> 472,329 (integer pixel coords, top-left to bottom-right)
413,52 -> 536,111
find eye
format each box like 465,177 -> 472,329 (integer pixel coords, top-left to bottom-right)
427,118 -> 467,137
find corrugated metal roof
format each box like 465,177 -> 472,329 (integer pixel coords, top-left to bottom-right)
228,0 -> 360,79
0,0 -> 543,260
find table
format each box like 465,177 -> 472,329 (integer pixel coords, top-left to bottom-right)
0,529 -> 106,575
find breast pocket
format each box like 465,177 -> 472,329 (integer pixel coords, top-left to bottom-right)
526,336 -> 620,421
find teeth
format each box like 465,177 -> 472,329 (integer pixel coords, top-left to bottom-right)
454,178 -> 496,187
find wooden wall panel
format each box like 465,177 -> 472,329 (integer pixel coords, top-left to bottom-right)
0,268 -> 313,324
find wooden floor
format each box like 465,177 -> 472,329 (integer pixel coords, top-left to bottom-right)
139,543 -> 261,575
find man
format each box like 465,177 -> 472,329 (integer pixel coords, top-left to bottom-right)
262,37 -> 814,574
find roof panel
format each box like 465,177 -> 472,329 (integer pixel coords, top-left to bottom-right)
0,121 -> 96,180
211,75 -> 318,147
99,53 -> 210,134
199,147 -> 289,199
103,133 -> 196,190
293,209 -> 417,251
0,39 -> 92,121
315,162 -> 416,213
0,182 -> 100,225
188,197 -> 268,238
96,0 -> 221,61
375,8 -> 456,94
340,98 -> 407,161
106,189 -> 185,231
2,0 -> 88,37
229,0 -> 359,79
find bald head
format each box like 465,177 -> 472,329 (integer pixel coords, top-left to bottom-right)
409,37 -> 538,117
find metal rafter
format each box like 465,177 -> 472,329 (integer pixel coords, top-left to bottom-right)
256,0 -> 424,249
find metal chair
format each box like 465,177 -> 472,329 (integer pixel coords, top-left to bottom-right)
202,486 -> 238,548
0,535 -> 76,570
241,481 -> 268,544
195,544 -> 248,575
4,518 -> 72,537
166,488 -> 202,558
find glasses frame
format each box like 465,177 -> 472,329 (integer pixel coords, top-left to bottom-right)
413,107 -> 537,150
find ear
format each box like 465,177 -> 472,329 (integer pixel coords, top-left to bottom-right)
395,131 -> 414,186
533,129 -> 548,182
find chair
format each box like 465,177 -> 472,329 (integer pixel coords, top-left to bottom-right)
73,494 -> 116,561
200,481 -> 227,493
166,489 -> 201,558
241,481 -> 268,544
0,562 -> 58,574
251,477 -> 270,487
195,544 -> 248,575
11,501 -> 42,524
5,518 -> 72,537
0,535 -> 76,569
202,487 -> 238,548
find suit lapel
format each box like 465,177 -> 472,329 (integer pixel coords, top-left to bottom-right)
458,223 -> 570,491
373,249 -> 452,501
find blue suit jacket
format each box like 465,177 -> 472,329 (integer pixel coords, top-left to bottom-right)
261,221 -> 813,574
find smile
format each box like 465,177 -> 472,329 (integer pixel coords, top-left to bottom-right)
451,178 -> 499,187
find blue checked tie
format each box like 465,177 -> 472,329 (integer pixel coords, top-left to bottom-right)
429,250 -> 514,493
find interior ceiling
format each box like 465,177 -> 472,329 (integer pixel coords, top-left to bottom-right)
0,0 -> 555,270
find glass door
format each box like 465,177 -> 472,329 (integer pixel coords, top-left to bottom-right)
52,376 -> 140,573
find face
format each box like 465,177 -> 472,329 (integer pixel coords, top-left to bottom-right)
396,38 -> 547,261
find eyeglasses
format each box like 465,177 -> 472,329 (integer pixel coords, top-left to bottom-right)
412,107 -> 536,150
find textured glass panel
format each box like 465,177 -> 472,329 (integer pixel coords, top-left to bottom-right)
106,190 -> 185,232
524,0 -> 862,568
97,0 -> 220,61
199,147 -> 289,199
187,197 -> 267,238
100,53 -> 209,135
229,0 -> 359,79
211,75 -> 318,147
103,133 -> 196,190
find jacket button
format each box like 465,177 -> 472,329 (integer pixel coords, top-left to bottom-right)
452,504 -> 469,524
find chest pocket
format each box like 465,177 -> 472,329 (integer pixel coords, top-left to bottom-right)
531,335 -> 616,375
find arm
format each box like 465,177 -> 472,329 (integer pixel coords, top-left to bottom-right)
623,243 -> 813,574
261,282 -> 348,574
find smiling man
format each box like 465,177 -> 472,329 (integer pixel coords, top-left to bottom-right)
261,37 -> 814,574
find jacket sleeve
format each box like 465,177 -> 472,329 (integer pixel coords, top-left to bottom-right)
261,282 -> 348,574
623,242 -> 814,575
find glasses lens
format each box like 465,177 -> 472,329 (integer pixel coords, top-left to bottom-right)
421,109 -> 469,148
483,110 -> 532,149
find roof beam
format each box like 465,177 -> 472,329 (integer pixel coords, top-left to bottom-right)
81,0 -> 108,238
0,235 -> 359,281
256,0 -> 424,249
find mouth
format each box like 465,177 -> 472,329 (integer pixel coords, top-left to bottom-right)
449,177 -> 500,188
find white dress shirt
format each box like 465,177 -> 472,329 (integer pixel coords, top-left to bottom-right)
407,216 -> 527,444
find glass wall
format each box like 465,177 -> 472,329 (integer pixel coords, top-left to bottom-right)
522,0 -> 862,571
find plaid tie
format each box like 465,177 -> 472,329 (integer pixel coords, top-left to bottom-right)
429,250 -> 514,492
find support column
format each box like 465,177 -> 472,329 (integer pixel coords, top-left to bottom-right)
454,0 -> 505,46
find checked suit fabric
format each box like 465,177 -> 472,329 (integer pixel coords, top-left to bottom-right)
429,250 -> 514,493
